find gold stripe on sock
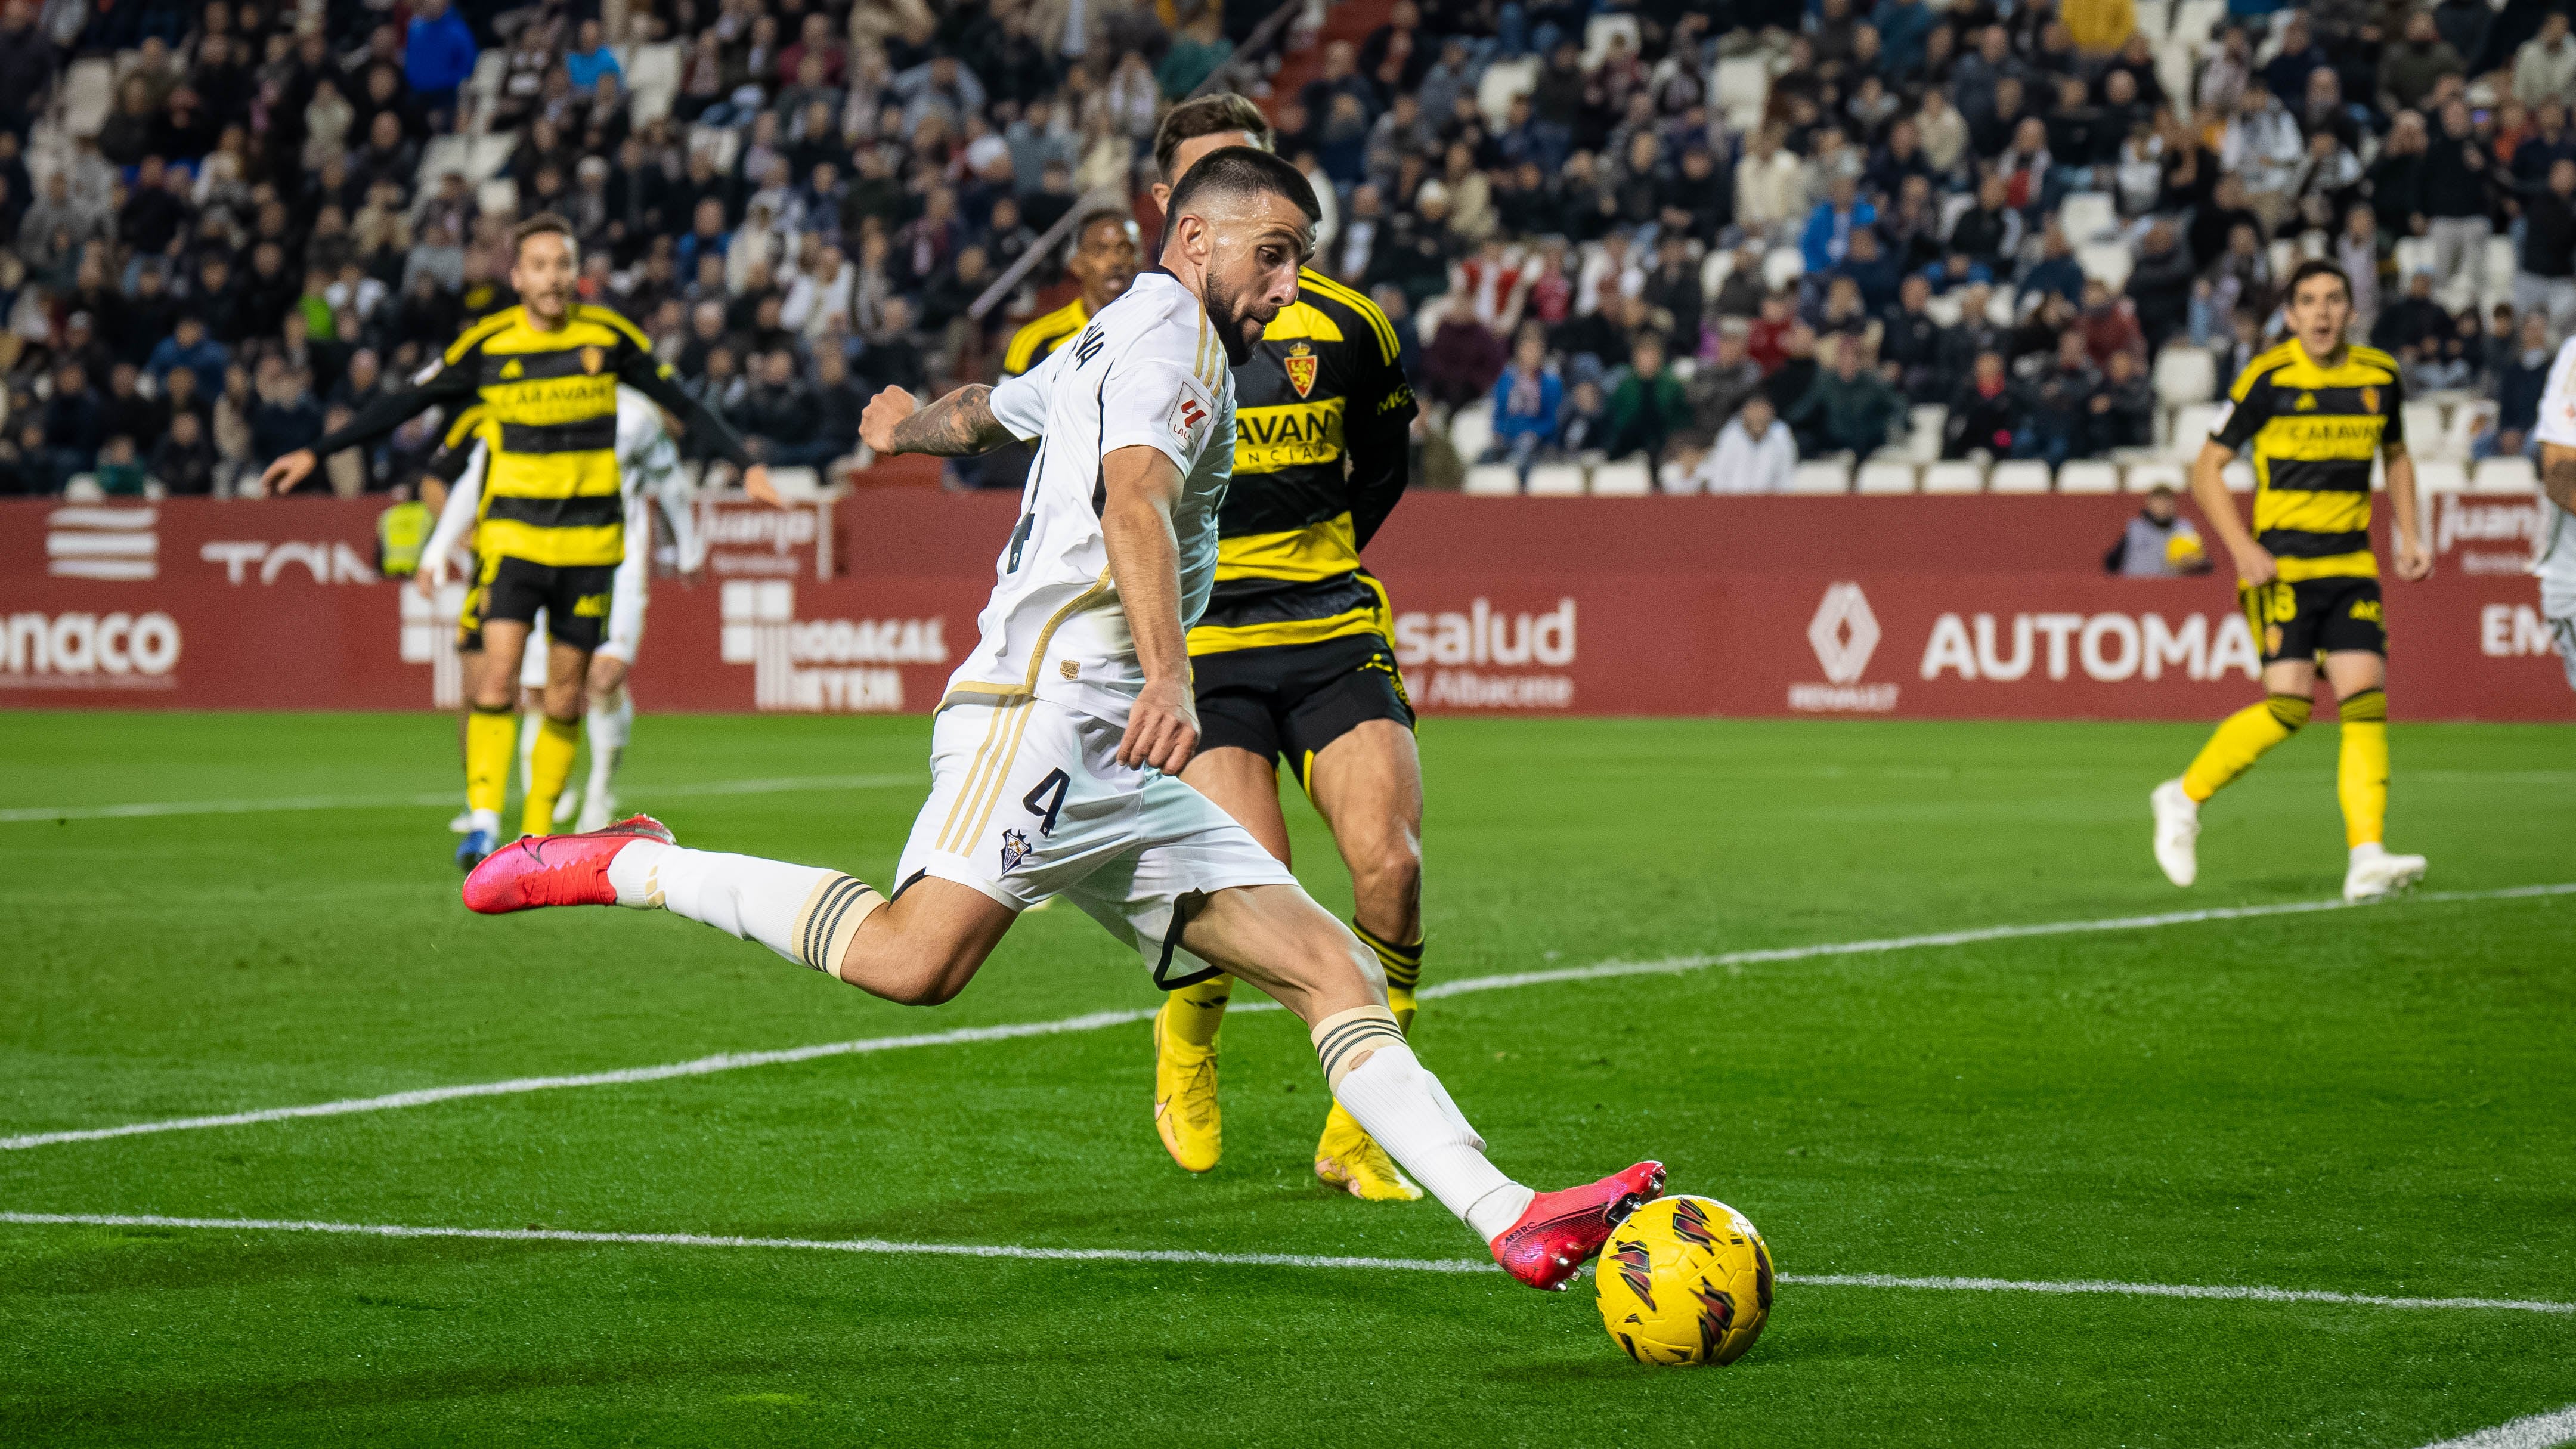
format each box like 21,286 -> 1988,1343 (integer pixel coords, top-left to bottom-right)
791,873 -> 886,978
1351,921 -> 1424,991
1311,1005 -> 1405,1093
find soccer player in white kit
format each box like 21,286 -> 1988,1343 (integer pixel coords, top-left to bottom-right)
460,150 -> 1665,1290
2530,335 -> 2576,691
420,388 -> 704,833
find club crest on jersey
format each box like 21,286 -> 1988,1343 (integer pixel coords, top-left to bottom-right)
1284,341 -> 1318,398
1175,397 -> 1208,439
581,346 -> 606,375
2360,386 -> 2379,414
999,828 -> 1033,874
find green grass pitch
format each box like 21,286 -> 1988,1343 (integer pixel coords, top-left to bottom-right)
2,710 -> 2571,1447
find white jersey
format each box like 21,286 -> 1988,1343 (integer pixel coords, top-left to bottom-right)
2529,336 -> 2576,603
949,270 -> 1236,726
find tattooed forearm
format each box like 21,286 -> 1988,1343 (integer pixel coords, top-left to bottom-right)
888,385 -> 1011,457
2546,453 -> 2576,516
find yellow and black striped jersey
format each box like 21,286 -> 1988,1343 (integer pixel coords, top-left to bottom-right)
2210,340 -> 2404,581
1002,298 -> 1089,377
1189,268 -> 1417,657
307,302 -> 750,569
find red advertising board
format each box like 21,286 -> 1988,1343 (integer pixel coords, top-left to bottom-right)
3,493 -> 2566,721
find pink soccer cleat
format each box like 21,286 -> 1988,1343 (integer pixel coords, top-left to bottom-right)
462,815 -> 674,914
1492,1160 -> 1667,1292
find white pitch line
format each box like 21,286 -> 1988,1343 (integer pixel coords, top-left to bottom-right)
2413,1406 -> 2576,1449
2,1213 -> 2572,1319
0,773 -> 915,824
5,882 -> 2568,1155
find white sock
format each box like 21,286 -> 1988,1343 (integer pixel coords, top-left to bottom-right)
584,689 -> 632,808
469,807 -> 501,836
1332,1042 -> 1530,1241
605,841 -> 882,973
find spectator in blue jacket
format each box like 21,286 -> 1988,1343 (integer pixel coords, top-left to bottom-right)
2019,222 -> 2087,309
1871,0 -> 1935,78
564,20 -> 622,90
405,0 -> 478,117
146,314 -> 230,400
1799,177 -> 1877,275
1485,329 -> 1563,476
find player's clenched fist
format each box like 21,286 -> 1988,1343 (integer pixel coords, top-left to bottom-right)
860,386 -> 918,455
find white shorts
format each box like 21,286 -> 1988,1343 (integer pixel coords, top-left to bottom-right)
597,572 -> 646,666
896,696 -> 1299,987
518,608 -> 552,689
2546,599 -> 2576,693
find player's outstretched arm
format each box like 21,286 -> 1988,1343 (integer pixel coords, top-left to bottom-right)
261,370 -> 472,495
861,385 -> 1017,457
2188,438 -> 2272,584
1098,442 -> 1198,774
2383,442 -> 2431,580
616,352 -> 773,503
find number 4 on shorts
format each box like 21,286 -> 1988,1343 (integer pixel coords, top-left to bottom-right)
1023,769 -> 1069,836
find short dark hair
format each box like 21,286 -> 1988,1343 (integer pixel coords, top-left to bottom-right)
512,212 -> 577,256
1070,205 -> 1134,254
2285,258 -> 2352,303
1154,93 -> 1274,182
1163,146 -> 1321,229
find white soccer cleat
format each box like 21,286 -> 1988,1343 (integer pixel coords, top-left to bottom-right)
2343,844 -> 2427,903
575,792 -> 617,834
448,807 -> 476,834
553,789 -> 581,825
2150,778 -> 2200,887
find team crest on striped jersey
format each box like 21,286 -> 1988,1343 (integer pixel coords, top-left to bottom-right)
1284,341 -> 1318,398
2360,386 -> 2379,413
581,346 -> 606,375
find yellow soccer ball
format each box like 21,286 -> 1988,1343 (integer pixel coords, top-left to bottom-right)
1594,1194 -> 1773,1366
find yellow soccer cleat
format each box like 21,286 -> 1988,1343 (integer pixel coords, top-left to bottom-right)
1153,997 -> 1222,1173
1314,1100 -> 1423,1201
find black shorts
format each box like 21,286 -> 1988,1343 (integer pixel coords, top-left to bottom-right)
2241,574 -> 2386,663
479,555 -> 615,654
1193,633 -> 1415,788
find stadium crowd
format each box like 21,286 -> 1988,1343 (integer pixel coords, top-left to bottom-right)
0,0 -> 2567,498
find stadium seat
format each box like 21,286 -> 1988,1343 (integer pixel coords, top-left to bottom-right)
2060,193 -> 2117,242
61,57 -> 113,138
1986,286 -> 2018,325
1921,460 -> 1985,493
1449,399 -> 1494,463
2401,400 -> 2447,459
2266,240 -> 2299,286
2124,459 -> 2187,493
2392,236 -> 2436,282
2134,0 -> 2173,39
627,41 -> 682,125
2484,236 -> 2519,304
478,177 -> 519,219
2154,39 -> 2196,111
2168,402 -> 2221,457
1788,459 -> 1853,493
2443,398 -> 2498,459
2222,459 -> 2255,492
765,467 -> 825,500
1476,57 -> 1538,127
2057,460 -> 2120,494
416,134 -> 470,194
2076,242 -> 2132,290
1989,459 -> 2052,494
1906,404 -> 1947,462
2414,459 -> 2469,494
468,50 -> 506,106
1924,292 -> 1962,326
1763,247 -> 1806,290
1699,247 -> 1733,299
2152,346 -> 2218,404
2472,456 -> 2539,494
1937,190 -> 1976,239
1527,462 -> 1587,496
465,132 -> 515,181
1463,464 -> 1521,495
2172,0 -> 2224,39
1589,458 -> 1652,495
1856,459 -> 1918,494
1713,55 -> 1770,131
1581,13 -> 1641,67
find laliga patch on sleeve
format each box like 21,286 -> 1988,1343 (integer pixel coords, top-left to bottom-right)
1173,395 -> 1208,441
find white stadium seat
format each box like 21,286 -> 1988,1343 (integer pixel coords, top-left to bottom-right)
2172,0 -> 2224,41
1581,13 -> 1640,68
1463,463 -> 1522,495
1763,247 -> 1806,290
1921,460 -> 1985,493
2057,460 -> 2120,494
1906,404 -> 1948,462
1986,286 -> 2019,326
627,41 -> 683,125
2077,243 -> 2132,290
1989,459 -> 2053,494
1924,292 -> 1962,326
2484,236 -> 2519,304
1699,247 -> 1733,300
2134,0 -> 2174,39
61,57 -> 113,138
2153,346 -> 2218,404
1856,459 -> 1918,494
2124,459 -> 2187,493
1713,55 -> 1771,130
1526,462 -> 1587,495
764,466 -> 824,500
2060,193 -> 2117,242
2167,402 -> 2221,458
2471,456 -> 2538,494
2414,459 -> 2469,494
1476,57 -> 1538,127
2401,400 -> 2447,459
1448,400 -> 1494,463
2222,459 -> 2255,492
1589,458 -> 1652,495
1789,459 -> 1853,494
2443,399 -> 2498,459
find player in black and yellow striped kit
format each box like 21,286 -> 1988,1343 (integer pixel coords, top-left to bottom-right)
263,214 -> 768,869
1144,97 -> 1431,1201
2152,259 -> 2433,903
955,208 -> 1141,490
